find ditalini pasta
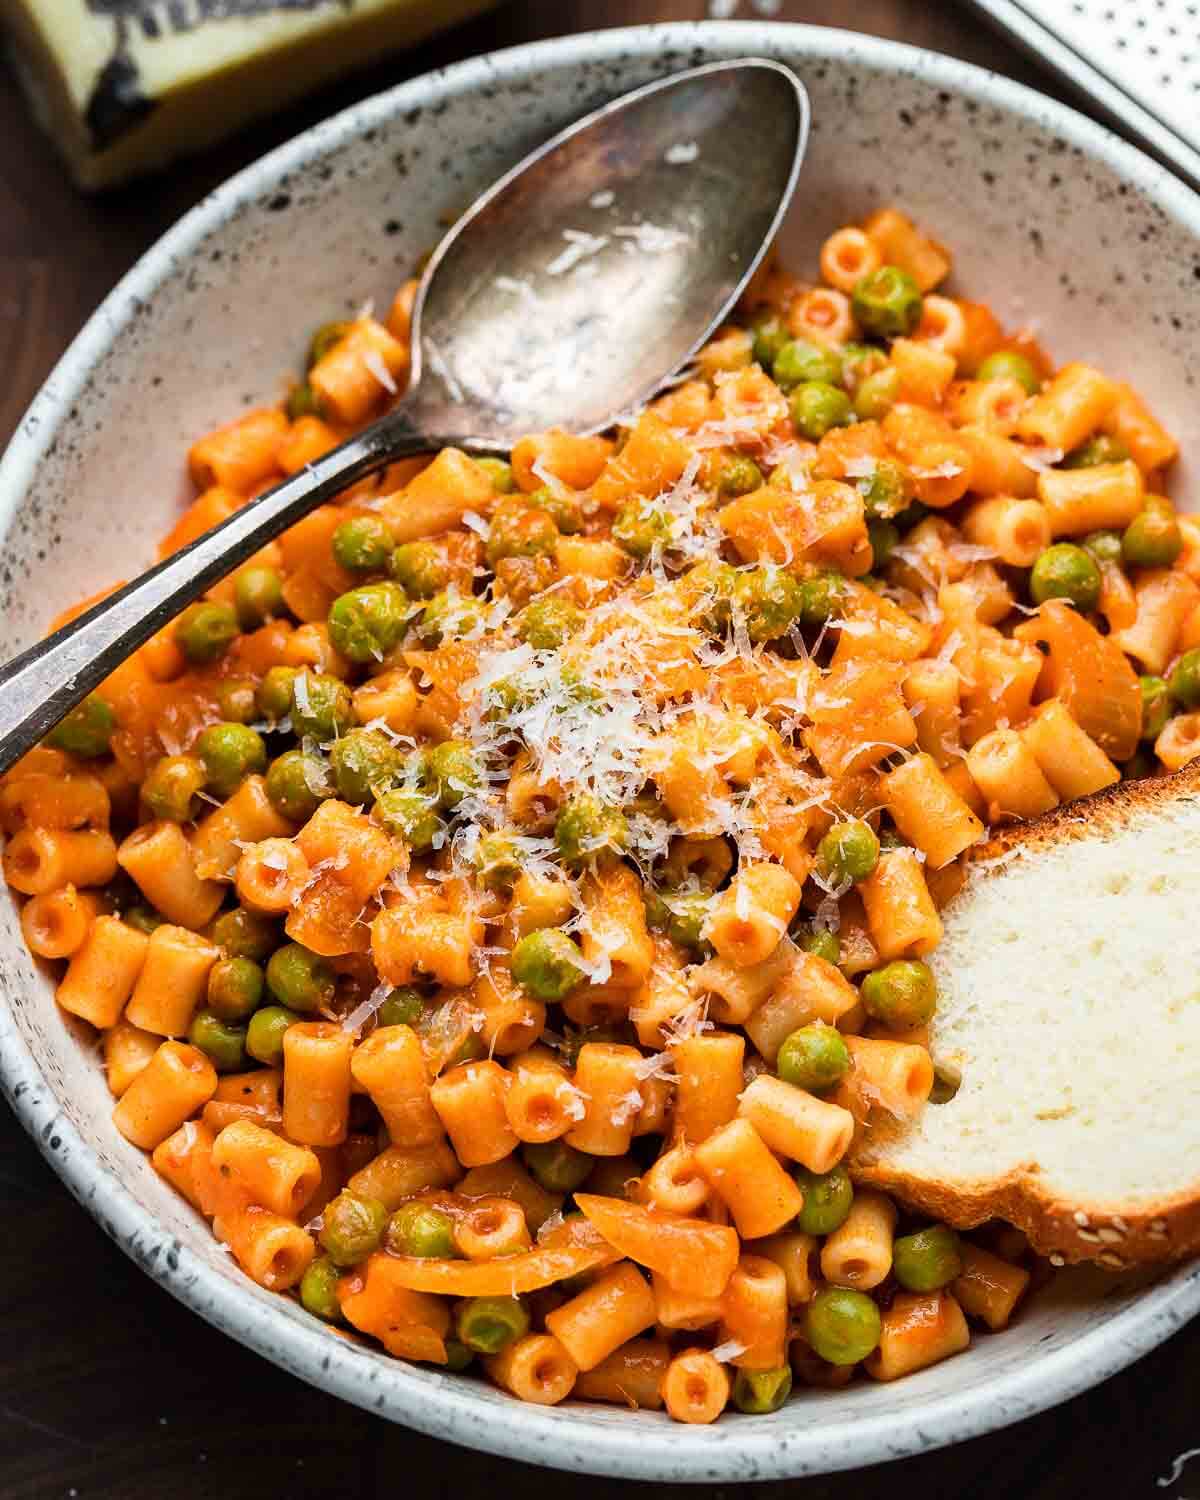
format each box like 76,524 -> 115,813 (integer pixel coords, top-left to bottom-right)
12,202 -> 1190,1420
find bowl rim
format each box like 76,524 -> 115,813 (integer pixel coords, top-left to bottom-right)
4,19 -> 1200,1483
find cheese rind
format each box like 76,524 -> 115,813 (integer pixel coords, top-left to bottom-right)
2,0 -> 497,189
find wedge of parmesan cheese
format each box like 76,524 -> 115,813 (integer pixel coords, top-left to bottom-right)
1,0 -> 497,189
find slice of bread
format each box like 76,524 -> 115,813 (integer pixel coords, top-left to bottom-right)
852,764 -> 1200,1268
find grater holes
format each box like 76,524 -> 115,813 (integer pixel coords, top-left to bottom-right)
1012,0 -> 1200,158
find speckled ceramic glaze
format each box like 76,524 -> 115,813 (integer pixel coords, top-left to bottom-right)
2,22 -> 1199,1482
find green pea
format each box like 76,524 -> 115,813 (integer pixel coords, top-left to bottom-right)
732,1366 -> 793,1415
868,520 -> 900,566
123,905 -> 163,936
529,485 -> 584,536
734,566 -> 806,643
1140,675 -> 1172,741
386,1202 -> 458,1258
839,342 -> 889,392
852,265 -> 923,339
511,928 -> 586,1002
266,942 -> 336,1014
329,728 -> 401,805
800,928 -> 841,965
805,1287 -> 881,1366
861,958 -> 937,1029
319,1191 -> 389,1267
234,567 -> 284,630
555,793 -> 628,864
643,888 -> 670,934
715,455 -> 764,497
212,907 -> 278,962
256,665 -> 299,724
1082,529 -> 1124,566
376,987 -> 426,1027
790,381 -> 853,440
1169,647 -> 1200,708
773,338 -> 842,391
1063,433 -> 1128,469
245,1004 -> 300,1066
307,319 -> 351,368
929,1068 -> 961,1106
443,1339 -> 474,1372
373,787 -> 441,852
1029,544 -> 1101,612
798,571 -> 849,627
197,722 -> 267,799
522,1140 -> 594,1194
1122,748 -> 1157,781
290,672 -> 354,741
1123,502 -> 1182,569
456,1296 -> 529,1355
857,458 -> 913,521
793,1163 -> 854,1236
852,366 -> 901,421
142,754 -> 206,822
286,381 -> 323,421
892,1225 -> 963,1292
207,956 -> 265,1022
332,515 -> 395,573
816,820 -> 880,885
517,596 -> 585,649
685,559 -> 740,633
389,540 -> 449,599
266,748 -> 334,822
975,349 -> 1040,395
446,1029 -> 487,1068
188,1008 -> 247,1072
175,602 -> 239,665
474,832 -> 522,893
417,588 -> 485,645
215,677 -> 258,725
486,502 -> 559,566
662,889 -> 713,953
328,582 -> 410,664
426,739 -> 481,810
749,309 -> 789,368
476,457 -> 515,494
614,499 -> 673,559
299,1257 -> 343,1322
45,694 -> 115,758
777,1024 -> 851,1093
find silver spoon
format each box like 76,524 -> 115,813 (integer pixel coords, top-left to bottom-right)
0,59 -> 807,774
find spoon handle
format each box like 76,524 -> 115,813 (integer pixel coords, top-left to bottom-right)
0,408 -> 432,775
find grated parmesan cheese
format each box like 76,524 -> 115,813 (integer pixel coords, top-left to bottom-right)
613,223 -> 692,255
340,981 -> 393,1034
546,229 -> 609,276
362,348 -> 398,395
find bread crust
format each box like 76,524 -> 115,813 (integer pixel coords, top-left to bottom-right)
851,762 -> 1200,1269
852,1157 -> 1200,1269
961,757 -> 1200,866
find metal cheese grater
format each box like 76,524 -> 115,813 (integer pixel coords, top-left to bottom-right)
965,0 -> 1200,192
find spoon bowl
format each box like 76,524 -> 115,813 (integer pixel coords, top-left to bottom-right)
0,58 -> 806,773
412,58 -> 808,443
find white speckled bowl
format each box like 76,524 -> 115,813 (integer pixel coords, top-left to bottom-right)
3,21 -> 1200,1483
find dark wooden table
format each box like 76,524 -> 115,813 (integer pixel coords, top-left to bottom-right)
2,3 -> 1197,1496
